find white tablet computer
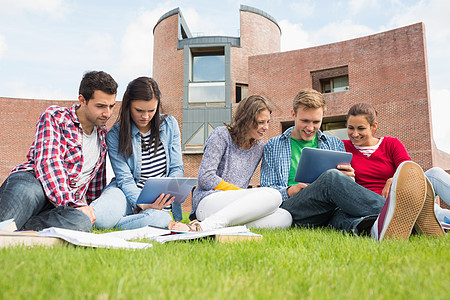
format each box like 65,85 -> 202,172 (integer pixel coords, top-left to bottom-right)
294,147 -> 352,184
136,177 -> 197,204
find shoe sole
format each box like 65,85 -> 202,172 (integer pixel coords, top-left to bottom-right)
414,179 -> 445,237
383,161 -> 426,241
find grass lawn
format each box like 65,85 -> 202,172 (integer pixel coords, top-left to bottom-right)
1,215 -> 449,299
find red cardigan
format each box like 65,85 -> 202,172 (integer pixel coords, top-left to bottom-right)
343,137 -> 411,195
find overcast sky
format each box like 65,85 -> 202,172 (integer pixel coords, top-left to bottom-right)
0,0 -> 449,152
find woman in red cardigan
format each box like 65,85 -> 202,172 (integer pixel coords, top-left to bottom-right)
343,102 -> 450,228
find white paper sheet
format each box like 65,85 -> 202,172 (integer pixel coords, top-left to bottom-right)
38,227 -> 152,249
151,225 -> 253,244
100,226 -> 171,240
0,218 -> 16,231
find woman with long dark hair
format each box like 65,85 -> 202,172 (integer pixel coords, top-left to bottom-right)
91,77 -> 183,229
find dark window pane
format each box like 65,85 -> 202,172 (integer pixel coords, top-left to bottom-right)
333,76 -> 349,92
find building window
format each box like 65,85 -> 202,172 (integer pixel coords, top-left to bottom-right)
311,66 -> 349,94
188,47 -> 225,106
235,83 -> 248,103
207,123 -> 215,137
321,116 -> 347,139
320,76 -> 349,94
193,55 -> 224,82
281,121 -> 294,134
280,116 -> 347,140
184,123 -> 217,153
189,82 -> 225,104
184,124 -> 205,152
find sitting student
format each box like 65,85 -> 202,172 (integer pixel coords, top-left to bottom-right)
344,102 -> 446,234
425,167 -> 450,223
0,71 -> 118,231
90,77 -> 183,230
173,95 -> 292,232
260,88 -> 443,241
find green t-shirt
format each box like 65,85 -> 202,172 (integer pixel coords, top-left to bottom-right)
288,135 -> 318,185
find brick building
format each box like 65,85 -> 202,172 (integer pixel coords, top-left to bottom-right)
248,22 -> 440,171
1,5 -> 450,212
151,5 -> 450,211
152,5 -> 282,185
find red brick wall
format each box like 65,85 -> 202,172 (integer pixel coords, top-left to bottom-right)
152,13 -> 184,123
0,98 -> 75,181
231,10 -> 281,102
249,23 -> 441,174
0,98 -> 122,183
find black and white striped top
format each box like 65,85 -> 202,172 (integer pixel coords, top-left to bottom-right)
137,131 -> 166,189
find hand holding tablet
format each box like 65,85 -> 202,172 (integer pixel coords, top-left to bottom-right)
136,177 -> 197,205
294,147 -> 353,184
137,193 -> 175,211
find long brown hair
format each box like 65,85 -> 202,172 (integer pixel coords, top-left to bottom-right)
117,77 -> 163,157
227,95 -> 272,147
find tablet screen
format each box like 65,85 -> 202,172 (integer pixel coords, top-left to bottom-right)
136,177 -> 197,204
294,147 -> 352,183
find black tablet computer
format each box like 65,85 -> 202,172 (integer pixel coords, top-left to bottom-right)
294,147 -> 352,184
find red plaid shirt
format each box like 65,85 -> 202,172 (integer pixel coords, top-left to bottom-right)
11,104 -> 107,207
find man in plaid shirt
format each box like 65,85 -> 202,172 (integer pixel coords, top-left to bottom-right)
0,71 -> 118,232
260,88 -> 386,235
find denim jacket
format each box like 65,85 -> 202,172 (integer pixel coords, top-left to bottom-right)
106,115 -> 184,214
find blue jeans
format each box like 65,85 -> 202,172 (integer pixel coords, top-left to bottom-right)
90,183 -> 173,230
0,171 -> 92,231
281,169 -> 385,234
424,167 -> 450,223
171,202 -> 183,222
425,167 -> 450,206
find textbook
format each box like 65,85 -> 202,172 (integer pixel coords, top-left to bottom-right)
0,230 -> 65,248
0,227 -> 152,249
1,224 -> 261,248
40,227 -> 152,249
136,177 -> 197,204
